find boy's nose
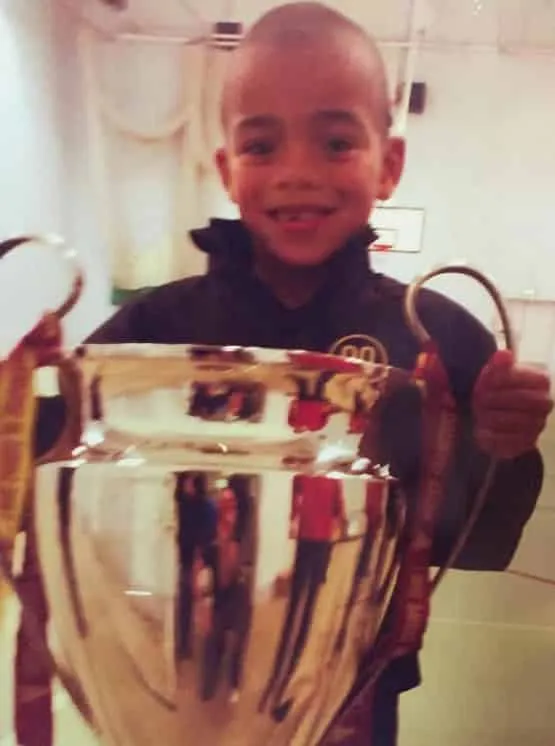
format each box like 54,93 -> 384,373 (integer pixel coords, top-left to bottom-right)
273,144 -> 322,191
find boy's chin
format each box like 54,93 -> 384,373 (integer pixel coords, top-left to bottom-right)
259,240 -> 341,269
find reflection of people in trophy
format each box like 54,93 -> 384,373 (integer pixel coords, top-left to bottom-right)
201,483 -> 253,703
189,381 -> 264,422
260,473 -> 345,713
189,382 -> 230,419
267,478 -> 368,734
333,478 -> 389,655
174,472 -> 217,660
227,474 -> 254,551
323,372 -> 383,435
287,372 -> 334,433
348,390 -> 368,434
226,388 -> 245,420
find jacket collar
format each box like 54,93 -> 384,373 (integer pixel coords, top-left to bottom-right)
190,218 -> 378,291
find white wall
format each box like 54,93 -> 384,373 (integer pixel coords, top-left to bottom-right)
0,0 -> 69,355
0,0 -> 116,356
49,0 -> 115,343
372,49 -> 555,363
0,0 -> 63,237
382,50 -> 555,300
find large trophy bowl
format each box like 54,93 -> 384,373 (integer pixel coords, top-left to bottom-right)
1,236 -> 513,746
35,342 -> 414,746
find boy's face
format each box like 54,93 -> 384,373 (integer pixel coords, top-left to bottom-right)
216,41 -> 405,267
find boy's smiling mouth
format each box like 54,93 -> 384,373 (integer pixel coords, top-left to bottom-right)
266,205 -> 336,230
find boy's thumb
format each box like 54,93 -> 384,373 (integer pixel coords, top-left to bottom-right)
489,348 -> 515,369
474,348 -> 514,395
480,348 -> 515,385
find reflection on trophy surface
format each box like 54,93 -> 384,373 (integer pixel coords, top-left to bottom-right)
31,344 -> 415,746
2,240 -> 523,746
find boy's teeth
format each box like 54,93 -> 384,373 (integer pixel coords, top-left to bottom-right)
278,210 -> 320,222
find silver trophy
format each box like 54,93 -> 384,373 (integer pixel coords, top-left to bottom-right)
0,236 -> 513,746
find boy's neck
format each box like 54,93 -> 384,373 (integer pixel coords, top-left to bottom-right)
252,249 -> 328,309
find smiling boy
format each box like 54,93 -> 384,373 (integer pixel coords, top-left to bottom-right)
81,2 -> 552,743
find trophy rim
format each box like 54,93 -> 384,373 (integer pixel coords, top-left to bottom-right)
78,343 -> 372,366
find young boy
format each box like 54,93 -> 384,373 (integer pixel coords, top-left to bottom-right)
84,2 -> 551,744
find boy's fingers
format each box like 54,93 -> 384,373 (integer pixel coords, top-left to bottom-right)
479,367 -> 551,393
477,410 -> 550,433
476,350 -> 551,393
475,389 -> 554,414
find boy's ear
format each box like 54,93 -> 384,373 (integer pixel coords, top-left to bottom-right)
215,147 -> 232,195
377,137 -> 406,201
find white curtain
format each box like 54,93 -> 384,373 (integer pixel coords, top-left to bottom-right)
78,27 -> 233,301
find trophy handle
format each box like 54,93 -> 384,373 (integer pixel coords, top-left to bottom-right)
0,236 -> 91,723
0,539 -> 95,725
1,235 -> 84,463
36,358 -> 83,465
404,264 -> 515,591
404,263 -> 515,352
0,234 -> 83,319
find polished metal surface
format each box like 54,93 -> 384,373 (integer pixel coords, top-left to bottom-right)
34,344 -> 415,746
0,237 -> 517,746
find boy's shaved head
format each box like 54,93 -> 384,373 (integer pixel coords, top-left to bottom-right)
245,1 -> 377,46
215,2 -> 405,275
221,2 -> 392,134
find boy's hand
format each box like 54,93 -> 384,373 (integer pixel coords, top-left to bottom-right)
472,350 -> 553,459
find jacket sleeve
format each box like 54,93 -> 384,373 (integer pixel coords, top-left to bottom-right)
85,294 -> 151,343
457,449 -> 542,570
432,412 -> 543,570
424,295 -> 544,571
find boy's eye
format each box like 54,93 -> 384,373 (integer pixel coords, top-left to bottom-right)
326,136 -> 355,154
240,139 -> 275,156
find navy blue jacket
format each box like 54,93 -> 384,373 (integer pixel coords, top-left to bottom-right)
75,218 -> 542,695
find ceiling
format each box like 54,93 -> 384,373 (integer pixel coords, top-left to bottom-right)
74,0 -> 555,50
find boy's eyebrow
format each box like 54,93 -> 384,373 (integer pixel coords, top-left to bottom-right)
235,115 -> 279,132
312,109 -> 364,127
235,110 -> 365,130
